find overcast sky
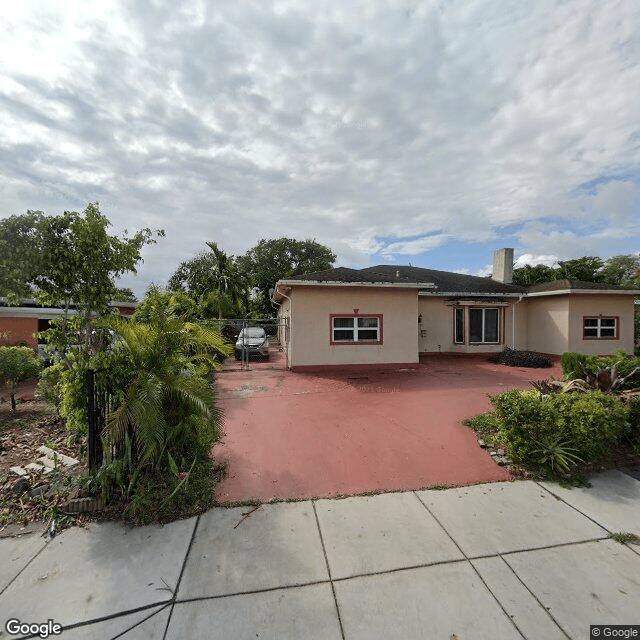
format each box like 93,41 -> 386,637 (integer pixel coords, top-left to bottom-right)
1,0 -> 639,296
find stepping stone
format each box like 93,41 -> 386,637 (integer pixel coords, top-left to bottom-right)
9,466 -> 30,477
36,456 -> 56,469
25,462 -> 53,476
36,446 -> 79,468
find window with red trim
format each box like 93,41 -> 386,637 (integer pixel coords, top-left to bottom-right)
330,315 -> 382,344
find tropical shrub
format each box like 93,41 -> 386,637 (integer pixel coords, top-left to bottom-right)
489,348 -> 552,368
560,352 -> 588,380
0,345 -> 41,410
623,395 -> 640,451
561,351 -> 640,392
479,388 -> 630,475
93,311 -> 232,521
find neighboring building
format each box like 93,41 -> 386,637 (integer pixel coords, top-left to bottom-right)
272,249 -> 640,372
0,299 -> 136,350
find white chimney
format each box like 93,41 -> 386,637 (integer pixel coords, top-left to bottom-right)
492,248 -> 514,284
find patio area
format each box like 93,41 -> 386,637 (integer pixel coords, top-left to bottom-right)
213,353 -> 562,503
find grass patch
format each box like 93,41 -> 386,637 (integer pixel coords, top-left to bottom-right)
608,532 -> 640,545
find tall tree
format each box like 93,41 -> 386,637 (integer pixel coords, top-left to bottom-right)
554,256 -> 604,282
511,264 -> 557,286
167,242 -> 248,318
239,238 -> 336,316
598,254 -> 640,288
113,287 -> 138,303
37,204 -> 163,351
3,203 -> 162,352
513,254 -> 640,288
0,210 -> 46,301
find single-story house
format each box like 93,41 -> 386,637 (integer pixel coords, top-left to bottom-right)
0,299 -> 136,350
272,249 -> 640,372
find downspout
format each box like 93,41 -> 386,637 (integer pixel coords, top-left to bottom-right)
271,285 -> 292,369
512,294 -> 525,349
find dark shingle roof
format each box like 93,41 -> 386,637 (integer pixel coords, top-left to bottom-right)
289,265 -> 527,294
527,279 -> 634,293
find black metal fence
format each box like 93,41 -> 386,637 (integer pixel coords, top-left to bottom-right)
87,368 -> 111,471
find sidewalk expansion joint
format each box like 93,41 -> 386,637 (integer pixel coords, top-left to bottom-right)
166,537 -> 616,606
0,538 -> 49,599
162,514 -> 202,640
312,500 -> 346,640
495,536 -> 612,558
15,602 -> 173,640
498,554 -> 572,639
535,481 -> 612,534
412,490 -> 528,640
535,482 -> 640,556
173,579 -> 334,604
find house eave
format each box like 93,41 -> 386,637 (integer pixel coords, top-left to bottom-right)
526,289 -> 640,297
0,306 -> 77,319
276,280 -> 437,289
419,291 -> 523,298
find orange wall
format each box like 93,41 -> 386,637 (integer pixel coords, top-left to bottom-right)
0,317 -> 39,349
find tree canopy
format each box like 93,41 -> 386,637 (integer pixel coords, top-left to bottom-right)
168,237 -> 336,318
0,210 -> 46,301
239,237 -> 336,316
0,203 -> 163,351
167,242 -> 248,318
512,254 -> 640,288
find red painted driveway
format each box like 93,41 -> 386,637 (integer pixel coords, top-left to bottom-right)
212,353 -> 562,503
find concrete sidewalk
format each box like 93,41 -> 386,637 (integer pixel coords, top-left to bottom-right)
1,470 -> 639,640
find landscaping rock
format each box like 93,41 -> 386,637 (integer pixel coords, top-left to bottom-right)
36,456 -> 56,470
477,439 -> 487,448
29,484 -> 50,498
12,476 -> 31,495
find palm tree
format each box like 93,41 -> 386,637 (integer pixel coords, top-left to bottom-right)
205,241 -> 248,318
102,308 -> 232,478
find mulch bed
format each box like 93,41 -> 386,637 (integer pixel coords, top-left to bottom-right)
0,400 -> 91,532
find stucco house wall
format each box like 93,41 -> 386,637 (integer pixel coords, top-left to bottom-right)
417,298 -> 456,354
287,285 -> 419,369
273,262 -> 639,369
524,293 -> 636,355
523,296 -> 570,355
568,294 -> 635,355
418,297 -> 524,354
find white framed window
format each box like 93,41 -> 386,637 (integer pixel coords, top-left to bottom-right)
468,308 -> 500,344
331,315 -> 382,344
583,317 -> 618,339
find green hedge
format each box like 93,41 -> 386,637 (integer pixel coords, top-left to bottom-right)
487,389 -> 630,471
561,350 -> 640,391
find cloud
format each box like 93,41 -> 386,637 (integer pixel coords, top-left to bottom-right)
514,253 -> 559,268
1,0 -> 639,294
381,233 -> 450,257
